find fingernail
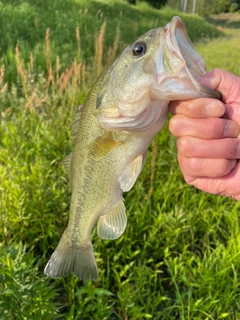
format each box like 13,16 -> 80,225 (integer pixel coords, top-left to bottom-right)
206,101 -> 225,117
224,121 -> 239,138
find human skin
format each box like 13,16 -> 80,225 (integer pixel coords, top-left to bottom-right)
169,68 -> 240,200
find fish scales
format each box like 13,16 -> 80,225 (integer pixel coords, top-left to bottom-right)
44,16 -> 221,281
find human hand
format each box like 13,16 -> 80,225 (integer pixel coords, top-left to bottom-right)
169,68 -> 240,200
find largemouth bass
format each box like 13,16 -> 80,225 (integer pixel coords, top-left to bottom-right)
44,16 -> 221,281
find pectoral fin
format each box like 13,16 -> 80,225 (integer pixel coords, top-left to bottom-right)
88,132 -> 122,159
118,154 -> 143,192
97,200 -> 127,240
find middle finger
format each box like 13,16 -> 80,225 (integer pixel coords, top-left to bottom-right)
169,115 -> 239,139
177,137 -> 240,159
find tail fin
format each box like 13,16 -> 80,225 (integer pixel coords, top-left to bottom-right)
44,231 -> 98,281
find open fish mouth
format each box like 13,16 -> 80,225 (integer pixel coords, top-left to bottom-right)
98,16 -> 221,132
168,16 -> 206,78
150,16 -> 222,101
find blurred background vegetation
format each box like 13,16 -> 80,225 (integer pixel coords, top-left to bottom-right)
1,0 -> 240,319
167,0 -> 240,15
127,0 -> 240,14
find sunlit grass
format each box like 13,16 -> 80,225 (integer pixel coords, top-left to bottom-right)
196,28 -> 240,74
1,0 -> 240,319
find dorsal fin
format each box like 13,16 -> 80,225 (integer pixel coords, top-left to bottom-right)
62,152 -> 73,190
72,105 -> 83,140
62,152 -> 72,176
62,105 -> 83,191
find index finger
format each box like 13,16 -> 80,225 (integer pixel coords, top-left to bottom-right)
168,98 -> 225,118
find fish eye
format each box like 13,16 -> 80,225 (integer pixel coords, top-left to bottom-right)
132,41 -> 146,57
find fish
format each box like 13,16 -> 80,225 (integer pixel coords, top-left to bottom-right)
44,16 -> 221,281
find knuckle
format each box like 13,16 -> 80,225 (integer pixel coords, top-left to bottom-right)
178,156 -> 203,177
185,101 -> 198,114
169,116 -> 181,136
187,157 -> 202,172
168,117 -> 176,132
184,99 -> 207,117
177,137 -> 194,156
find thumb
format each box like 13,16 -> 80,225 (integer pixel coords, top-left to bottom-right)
200,68 -> 240,104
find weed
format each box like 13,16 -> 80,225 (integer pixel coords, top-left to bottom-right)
1,0 -> 240,319
0,243 -> 61,319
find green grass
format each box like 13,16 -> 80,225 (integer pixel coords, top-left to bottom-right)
0,0 -> 221,85
1,0 -> 240,319
196,28 -> 240,75
205,12 -> 240,29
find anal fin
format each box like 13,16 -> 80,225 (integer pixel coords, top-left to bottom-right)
97,200 -> 127,240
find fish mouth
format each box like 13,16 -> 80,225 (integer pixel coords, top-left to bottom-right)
169,16 -> 205,77
98,17 -> 221,133
151,16 -> 221,100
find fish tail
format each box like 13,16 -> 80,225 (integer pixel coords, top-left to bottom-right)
44,231 -> 98,281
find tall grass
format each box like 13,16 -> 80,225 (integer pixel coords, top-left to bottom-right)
1,0 -> 240,319
0,0 -> 222,86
